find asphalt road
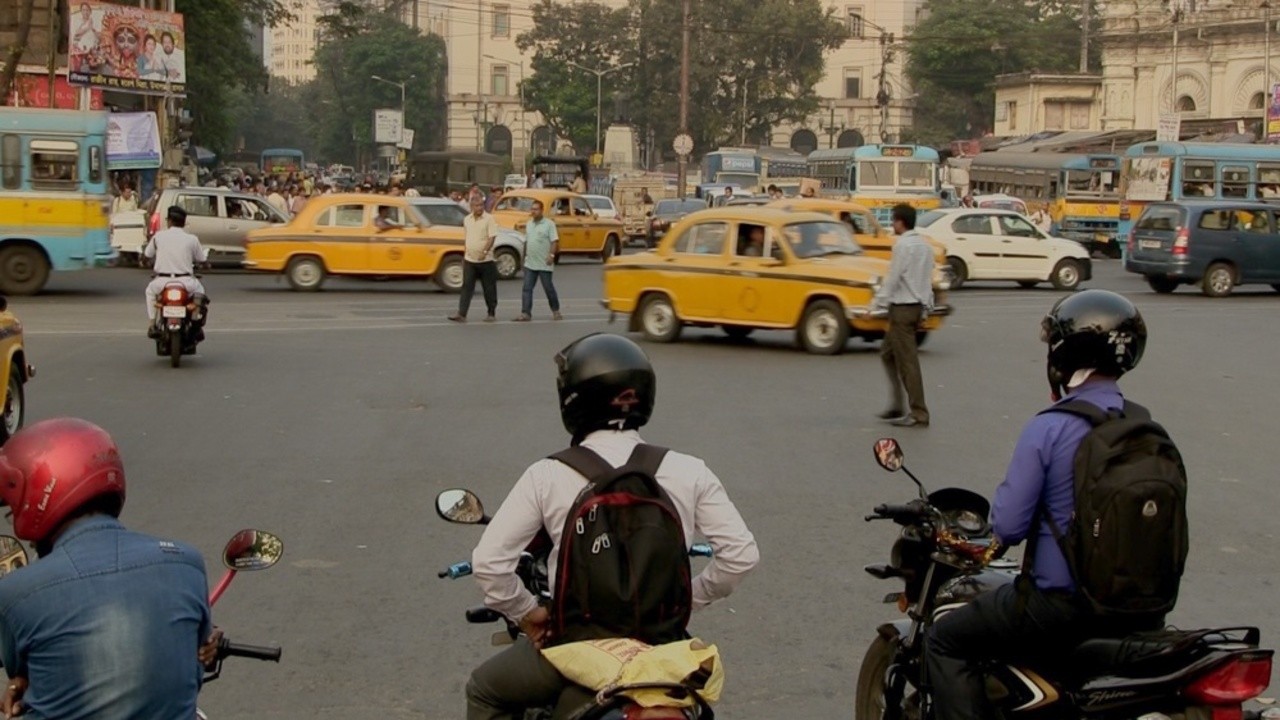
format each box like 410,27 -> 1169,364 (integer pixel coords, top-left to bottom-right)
9,257 -> 1280,718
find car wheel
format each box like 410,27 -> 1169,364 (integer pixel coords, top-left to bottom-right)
1017,280 -> 1039,289
946,257 -> 967,290
639,294 -> 681,343
798,299 -> 849,355
1201,262 -> 1235,298
0,245 -> 51,296
286,256 -> 326,292
494,248 -> 520,280
1050,259 -> 1082,291
600,235 -> 620,261
721,325 -> 754,341
1148,276 -> 1180,294
0,363 -> 24,444
435,255 -> 465,293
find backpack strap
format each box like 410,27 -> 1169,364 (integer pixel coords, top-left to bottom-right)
621,443 -> 669,478
548,446 -> 617,485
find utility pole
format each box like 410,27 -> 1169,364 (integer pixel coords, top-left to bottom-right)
1171,9 -> 1181,112
740,78 -> 748,146
876,32 -> 894,143
1266,2 -> 1273,140
677,0 -> 690,199
1080,0 -> 1091,72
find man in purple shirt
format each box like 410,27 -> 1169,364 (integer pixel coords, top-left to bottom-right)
926,290 -> 1154,720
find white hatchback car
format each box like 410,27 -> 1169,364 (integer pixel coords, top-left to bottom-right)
581,194 -> 620,221
917,208 -> 1092,290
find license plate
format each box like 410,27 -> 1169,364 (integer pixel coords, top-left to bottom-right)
161,305 -> 186,318
1139,239 -> 1162,250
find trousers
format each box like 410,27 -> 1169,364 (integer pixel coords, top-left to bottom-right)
881,303 -> 928,422
466,638 -> 595,720
144,276 -> 205,321
459,261 -> 498,318
521,269 -> 560,315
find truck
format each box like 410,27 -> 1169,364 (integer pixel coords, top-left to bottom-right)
611,174 -> 675,245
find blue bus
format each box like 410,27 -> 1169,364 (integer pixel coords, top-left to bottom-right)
1119,142 -> 1280,247
0,108 -> 115,294
260,148 -> 305,176
700,149 -> 762,190
807,144 -> 942,223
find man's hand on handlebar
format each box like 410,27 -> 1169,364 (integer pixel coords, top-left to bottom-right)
199,627 -> 225,669
519,606 -> 551,649
3,675 -> 26,718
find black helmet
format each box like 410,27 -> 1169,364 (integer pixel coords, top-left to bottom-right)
555,333 -> 655,440
165,205 -> 187,227
1041,289 -> 1146,398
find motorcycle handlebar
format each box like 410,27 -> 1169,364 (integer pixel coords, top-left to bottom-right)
466,607 -> 503,624
866,502 -> 929,522
220,640 -> 282,663
439,561 -> 473,579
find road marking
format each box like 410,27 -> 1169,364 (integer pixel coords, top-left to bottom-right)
24,315 -> 615,337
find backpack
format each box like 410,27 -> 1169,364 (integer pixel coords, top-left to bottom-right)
547,443 -> 692,647
1034,399 -> 1189,617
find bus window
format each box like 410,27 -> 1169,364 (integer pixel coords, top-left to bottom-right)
0,135 -> 18,190
1222,167 -> 1250,198
1182,162 -> 1215,197
88,145 -> 103,184
899,162 -> 931,188
859,161 -> 894,187
1260,165 -> 1280,198
30,140 -> 79,190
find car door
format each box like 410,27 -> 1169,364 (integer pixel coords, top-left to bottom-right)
994,213 -> 1056,280
722,222 -> 791,326
664,221 -> 730,319
572,196 -> 604,253
1233,208 -> 1279,283
549,196 -> 585,251
368,203 -> 428,273
318,202 -> 370,272
234,196 -> 287,250
173,192 -> 224,254
948,213 -> 1000,279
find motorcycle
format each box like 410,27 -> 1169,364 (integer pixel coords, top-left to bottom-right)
435,488 -> 716,720
855,438 -> 1273,720
152,280 -> 209,368
0,529 -> 284,720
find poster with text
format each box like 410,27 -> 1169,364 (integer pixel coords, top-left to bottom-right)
1125,157 -> 1172,202
106,112 -> 162,170
67,2 -> 186,96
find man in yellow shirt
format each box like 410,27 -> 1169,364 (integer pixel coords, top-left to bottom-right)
449,195 -> 499,323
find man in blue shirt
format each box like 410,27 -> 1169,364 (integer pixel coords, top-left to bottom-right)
0,418 -> 214,720
926,290 -> 1152,720
513,199 -> 562,322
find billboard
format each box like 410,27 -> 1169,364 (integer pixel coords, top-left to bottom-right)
1268,83 -> 1280,143
373,109 -> 403,145
106,112 -> 162,170
67,2 -> 187,96
5,74 -> 104,110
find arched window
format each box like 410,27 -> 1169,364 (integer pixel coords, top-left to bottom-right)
485,125 -> 512,157
1250,92 -> 1266,110
1176,95 -> 1197,113
790,129 -> 818,155
530,125 -> 554,156
837,129 -> 865,148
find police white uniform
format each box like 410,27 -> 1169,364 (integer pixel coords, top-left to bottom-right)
144,227 -> 207,321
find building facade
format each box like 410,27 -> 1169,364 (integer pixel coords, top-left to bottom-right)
265,0 -> 325,85
1098,1 -> 1275,134
991,73 -> 1104,136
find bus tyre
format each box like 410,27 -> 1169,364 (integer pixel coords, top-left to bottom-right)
1201,263 -> 1235,298
0,245 -> 51,296
945,257 -> 967,290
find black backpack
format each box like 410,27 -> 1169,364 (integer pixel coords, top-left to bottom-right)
1033,399 -> 1189,617
547,443 -> 692,647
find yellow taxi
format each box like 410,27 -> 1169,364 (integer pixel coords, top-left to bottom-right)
0,297 -> 33,444
492,189 -> 625,261
243,194 -> 468,292
603,208 -> 951,355
766,197 -> 946,263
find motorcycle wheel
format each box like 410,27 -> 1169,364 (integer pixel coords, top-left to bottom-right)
169,332 -> 182,368
856,635 -> 918,720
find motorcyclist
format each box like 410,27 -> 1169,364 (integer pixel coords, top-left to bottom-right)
0,418 -> 219,719
466,333 -> 760,720
925,290 -> 1162,720
144,205 -> 209,338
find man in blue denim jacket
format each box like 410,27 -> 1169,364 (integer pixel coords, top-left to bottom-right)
0,418 -> 215,720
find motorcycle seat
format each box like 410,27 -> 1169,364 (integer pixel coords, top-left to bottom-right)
1069,629 -> 1218,678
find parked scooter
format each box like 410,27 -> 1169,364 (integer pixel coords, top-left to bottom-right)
855,438 -> 1273,720
435,489 -> 715,720
152,280 -> 209,368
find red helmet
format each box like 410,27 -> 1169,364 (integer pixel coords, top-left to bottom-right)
0,418 -> 126,543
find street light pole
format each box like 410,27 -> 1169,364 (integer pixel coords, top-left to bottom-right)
1265,2 -> 1273,139
567,60 -> 635,156
678,0 -> 690,199
371,74 -> 414,169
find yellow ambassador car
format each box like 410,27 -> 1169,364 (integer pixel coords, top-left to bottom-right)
0,297 -> 33,444
244,195 -> 467,292
492,190 -> 625,261
767,197 -> 947,264
603,208 -> 951,355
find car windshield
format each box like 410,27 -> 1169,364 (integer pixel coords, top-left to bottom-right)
783,221 -> 862,258
414,202 -> 467,226
585,197 -> 612,210
655,199 -> 706,215
917,210 -> 945,228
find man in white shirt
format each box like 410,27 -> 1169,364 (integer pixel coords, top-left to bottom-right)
467,334 -> 759,719
157,32 -> 186,83
873,203 -> 935,428
448,195 -> 499,322
111,185 -> 138,215
266,184 -> 288,215
143,206 -> 207,336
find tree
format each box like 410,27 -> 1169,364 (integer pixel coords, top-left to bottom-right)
0,0 -> 37,103
311,5 -> 448,165
905,0 -> 1089,144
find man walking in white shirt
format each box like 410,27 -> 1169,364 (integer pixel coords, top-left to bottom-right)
873,203 -> 935,427
143,206 -> 207,336
449,195 -> 499,322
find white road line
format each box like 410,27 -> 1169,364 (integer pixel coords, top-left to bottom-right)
24,316 -> 615,337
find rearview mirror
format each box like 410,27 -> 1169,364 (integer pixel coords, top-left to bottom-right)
0,536 -> 28,578
222,529 -> 284,571
874,438 -> 904,472
436,489 -> 486,524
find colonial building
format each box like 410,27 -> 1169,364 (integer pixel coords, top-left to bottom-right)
1097,0 -> 1275,135
991,72 -> 1104,136
265,0 -> 326,85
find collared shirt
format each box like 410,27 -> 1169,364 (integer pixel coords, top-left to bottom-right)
472,430 -> 760,622
523,216 -> 559,272
991,378 -> 1125,591
874,229 -> 934,309
463,211 -> 498,263
0,517 -> 211,720
145,226 -> 207,275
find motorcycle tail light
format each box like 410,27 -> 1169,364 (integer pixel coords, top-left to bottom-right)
897,594 -> 910,613
164,288 -> 185,302
1184,653 -> 1272,705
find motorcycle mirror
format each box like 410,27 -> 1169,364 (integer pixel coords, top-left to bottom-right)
222,529 -> 284,571
436,489 -> 487,524
874,438 -> 905,472
0,536 -> 28,579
